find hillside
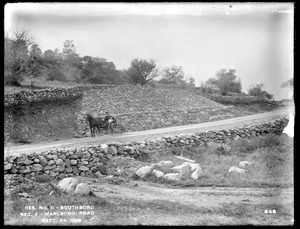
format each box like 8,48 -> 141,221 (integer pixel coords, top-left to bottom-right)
4,84 -> 280,146
82,86 -> 225,116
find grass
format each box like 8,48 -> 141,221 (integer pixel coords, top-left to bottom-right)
132,134 -> 294,188
4,133 -> 294,225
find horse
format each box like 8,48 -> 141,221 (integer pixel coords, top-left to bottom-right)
86,113 -> 108,137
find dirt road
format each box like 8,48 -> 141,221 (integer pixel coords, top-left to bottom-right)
80,176 -> 294,225
92,180 -> 294,208
4,108 -> 290,157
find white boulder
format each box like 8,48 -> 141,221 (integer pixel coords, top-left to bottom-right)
57,177 -> 80,193
151,160 -> 174,172
239,161 -> 253,168
164,173 -> 182,181
191,168 -> 205,180
228,166 -> 246,174
171,164 -> 190,175
182,162 -> 201,172
135,165 -> 152,178
152,169 -> 164,178
74,183 -> 91,195
100,144 -> 109,153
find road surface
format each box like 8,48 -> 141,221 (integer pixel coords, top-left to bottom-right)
4,108 -> 291,157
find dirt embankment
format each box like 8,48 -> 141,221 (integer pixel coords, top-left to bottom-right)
4,98 -> 82,144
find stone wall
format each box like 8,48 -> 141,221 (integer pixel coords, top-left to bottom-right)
4,117 -> 288,179
92,106 -> 236,133
6,85 -> 236,141
198,92 -> 277,105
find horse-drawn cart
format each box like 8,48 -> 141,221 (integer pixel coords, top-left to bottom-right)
86,113 -> 125,137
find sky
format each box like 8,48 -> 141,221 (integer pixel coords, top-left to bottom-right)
4,3 -> 294,99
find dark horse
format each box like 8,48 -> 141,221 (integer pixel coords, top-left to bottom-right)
86,113 -> 108,137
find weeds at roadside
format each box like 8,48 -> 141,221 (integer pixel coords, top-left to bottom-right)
129,134 -> 294,188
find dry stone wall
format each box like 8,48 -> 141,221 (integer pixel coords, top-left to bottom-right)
4,117 -> 288,179
6,85 -> 237,141
199,92 -> 277,105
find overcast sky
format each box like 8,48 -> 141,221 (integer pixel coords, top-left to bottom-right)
5,3 -> 294,99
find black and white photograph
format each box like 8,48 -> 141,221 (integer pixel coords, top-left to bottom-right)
4,2 -> 294,226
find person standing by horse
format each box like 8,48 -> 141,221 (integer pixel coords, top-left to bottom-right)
104,111 -> 116,133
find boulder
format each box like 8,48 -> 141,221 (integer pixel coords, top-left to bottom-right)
234,135 -> 241,140
100,144 -> 109,154
123,146 -> 134,153
48,160 -> 55,165
79,166 -> 89,171
57,177 -> 80,193
74,183 -> 91,195
164,173 -> 182,181
56,158 -> 64,166
171,164 -> 190,175
151,160 -> 174,172
228,166 -> 246,174
108,146 -> 118,155
65,167 -> 73,173
54,165 -> 66,173
152,169 -> 164,178
23,159 -> 34,165
4,163 -> 13,171
239,161 -> 253,168
19,166 -> 31,174
191,168 -> 204,180
182,162 -> 201,172
135,165 -> 152,178
95,171 -> 105,178
31,164 -> 43,172
70,159 -> 78,165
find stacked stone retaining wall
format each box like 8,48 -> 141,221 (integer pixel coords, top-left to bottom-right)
4,117 -> 288,179
5,85 -> 237,142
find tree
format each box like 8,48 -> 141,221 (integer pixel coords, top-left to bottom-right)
27,43 -> 46,78
62,40 -> 76,60
248,83 -> 273,99
42,49 -> 66,81
281,78 -> 294,99
4,29 -> 34,85
60,40 -> 82,81
159,65 -> 190,86
80,56 -> 119,84
159,65 -> 195,88
126,58 -> 159,85
205,69 -> 242,95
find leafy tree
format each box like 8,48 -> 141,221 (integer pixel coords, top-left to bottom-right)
248,83 -> 273,99
27,43 -> 47,78
43,49 -> 62,67
126,58 -> 159,85
159,65 -> 195,87
198,82 -> 213,93
60,40 -> 83,81
4,29 -> 34,85
62,40 -> 76,60
42,49 -> 66,81
206,69 -> 242,95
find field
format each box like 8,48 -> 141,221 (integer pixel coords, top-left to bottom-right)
4,134 -> 294,226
